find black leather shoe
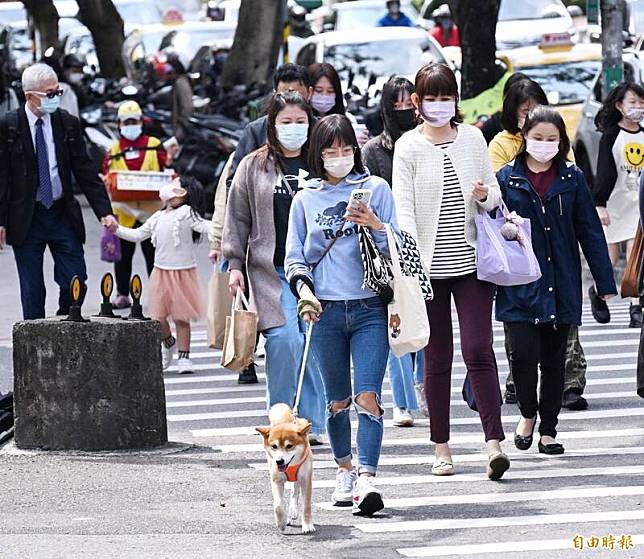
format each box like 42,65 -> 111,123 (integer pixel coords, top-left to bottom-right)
562,390 -> 588,411
630,304 -> 643,328
237,363 -> 258,385
514,417 -> 536,451
538,440 -> 565,455
504,389 -> 517,404
588,285 -> 610,324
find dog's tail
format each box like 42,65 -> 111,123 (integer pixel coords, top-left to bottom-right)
268,403 -> 295,426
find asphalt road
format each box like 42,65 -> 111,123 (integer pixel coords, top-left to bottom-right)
1,204 -> 643,558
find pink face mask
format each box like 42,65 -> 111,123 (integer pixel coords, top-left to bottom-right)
420,100 -> 455,127
310,93 -> 336,114
526,138 -> 560,163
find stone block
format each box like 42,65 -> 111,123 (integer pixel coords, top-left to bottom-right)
13,317 -> 167,451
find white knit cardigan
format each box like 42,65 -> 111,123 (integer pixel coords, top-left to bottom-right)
392,123 -> 501,276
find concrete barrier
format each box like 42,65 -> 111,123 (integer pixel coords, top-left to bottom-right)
13,317 -> 167,451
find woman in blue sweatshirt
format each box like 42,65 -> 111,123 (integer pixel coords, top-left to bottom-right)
285,114 -> 399,516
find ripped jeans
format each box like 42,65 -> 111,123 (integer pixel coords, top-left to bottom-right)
311,297 -> 389,475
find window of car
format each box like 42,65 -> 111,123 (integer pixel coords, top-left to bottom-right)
518,59 -> 601,106
335,2 -> 415,31
498,0 -> 568,21
116,2 -> 162,25
324,37 -> 444,83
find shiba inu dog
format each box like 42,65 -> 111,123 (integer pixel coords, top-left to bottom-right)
256,403 -> 315,534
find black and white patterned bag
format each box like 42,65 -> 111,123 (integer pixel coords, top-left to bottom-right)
358,226 -> 433,301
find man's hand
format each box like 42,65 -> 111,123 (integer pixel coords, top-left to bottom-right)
0,226 -> 6,250
101,215 -> 118,233
228,269 -> 245,295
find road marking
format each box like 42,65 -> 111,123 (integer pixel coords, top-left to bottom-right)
204,427 -> 644,451
169,405 -> 644,424
166,390 -> 637,409
396,535 -> 644,557
316,484 -> 644,511
250,445 -> 644,473
314,464 -> 644,490
355,509 -> 644,534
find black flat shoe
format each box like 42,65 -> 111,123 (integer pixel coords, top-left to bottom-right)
237,363 -> 258,385
630,304 -> 643,328
514,416 -> 537,451
538,440 -> 565,455
589,285 -> 610,324
562,390 -> 588,411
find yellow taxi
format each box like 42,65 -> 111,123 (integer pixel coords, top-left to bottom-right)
497,34 -> 602,141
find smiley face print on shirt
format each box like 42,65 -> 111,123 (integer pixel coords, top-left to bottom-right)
623,141 -> 644,171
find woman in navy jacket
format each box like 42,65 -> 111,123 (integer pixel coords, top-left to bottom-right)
496,106 -> 616,455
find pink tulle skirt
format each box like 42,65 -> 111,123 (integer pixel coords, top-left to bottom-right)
148,267 -> 205,322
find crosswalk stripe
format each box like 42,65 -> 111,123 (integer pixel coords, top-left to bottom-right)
205,427 -> 644,451
318,485 -> 644,511
165,390 -> 637,410
168,405 -> 644,424
250,445 -> 644,472
356,509 -> 644,534
313,464 -> 644,490
396,535 -> 644,557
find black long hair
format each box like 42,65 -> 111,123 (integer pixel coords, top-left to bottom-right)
178,175 -> 206,243
517,105 -> 571,164
500,79 -> 548,134
380,76 -> 416,149
595,81 -> 644,132
308,62 -> 346,116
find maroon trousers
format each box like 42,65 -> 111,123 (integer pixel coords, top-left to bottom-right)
424,273 -> 505,443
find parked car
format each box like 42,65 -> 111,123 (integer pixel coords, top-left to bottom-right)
498,38 -> 602,142
419,0 -> 576,50
313,0 -> 417,33
574,50 -> 644,188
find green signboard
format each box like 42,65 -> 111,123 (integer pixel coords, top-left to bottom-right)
604,65 -> 624,92
587,0 -> 600,25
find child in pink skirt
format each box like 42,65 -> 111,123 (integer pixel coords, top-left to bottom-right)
106,176 -> 210,373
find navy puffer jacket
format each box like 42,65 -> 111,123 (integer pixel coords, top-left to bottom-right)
495,156 -> 616,326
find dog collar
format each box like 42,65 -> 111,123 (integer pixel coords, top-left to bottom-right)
284,447 -> 311,482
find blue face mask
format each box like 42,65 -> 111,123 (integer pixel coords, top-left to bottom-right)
40,95 -> 60,114
121,124 -> 143,141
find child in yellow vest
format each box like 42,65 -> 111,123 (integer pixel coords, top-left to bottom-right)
103,100 -> 167,308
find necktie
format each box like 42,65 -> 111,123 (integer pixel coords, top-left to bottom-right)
35,118 -> 54,209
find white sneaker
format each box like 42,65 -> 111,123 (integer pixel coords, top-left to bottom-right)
352,475 -> 384,516
331,469 -> 357,506
161,341 -> 176,370
393,406 -> 414,427
415,383 -> 429,418
177,357 -> 194,374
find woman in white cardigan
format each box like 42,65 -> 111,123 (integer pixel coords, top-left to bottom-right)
392,63 -> 509,480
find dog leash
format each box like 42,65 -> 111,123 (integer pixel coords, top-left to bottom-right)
293,320 -> 314,418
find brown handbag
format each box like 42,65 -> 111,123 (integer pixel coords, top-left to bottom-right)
621,223 -> 644,298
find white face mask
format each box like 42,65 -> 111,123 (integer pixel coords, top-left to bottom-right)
526,138 -> 560,163
68,73 -> 84,85
420,100 -> 456,127
323,154 -> 354,179
276,122 -> 308,151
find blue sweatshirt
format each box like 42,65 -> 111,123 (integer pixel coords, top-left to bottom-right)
285,172 -> 399,301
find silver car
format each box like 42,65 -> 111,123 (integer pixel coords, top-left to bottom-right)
574,50 -> 644,188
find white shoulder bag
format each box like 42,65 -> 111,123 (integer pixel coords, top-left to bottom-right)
385,225 -> 430,357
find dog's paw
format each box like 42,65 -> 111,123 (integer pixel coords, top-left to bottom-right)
274,506 -> 287,532
301,521 -> 316,534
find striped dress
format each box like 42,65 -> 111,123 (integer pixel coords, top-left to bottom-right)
430,141 -> 476,278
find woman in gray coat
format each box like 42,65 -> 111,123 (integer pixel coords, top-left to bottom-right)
222,92 -> 326,441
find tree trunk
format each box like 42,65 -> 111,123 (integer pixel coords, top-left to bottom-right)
220,0 -> 287,90
600,0 -> 625,99
75,0 -> 125,79
449,0 -> 500,100
22,0 -> 59,55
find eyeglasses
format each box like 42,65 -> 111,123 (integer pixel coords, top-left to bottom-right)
321,146 -> 356,159
30,89 -> 64,99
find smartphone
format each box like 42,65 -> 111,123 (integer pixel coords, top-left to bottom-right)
347,188 -> 372,211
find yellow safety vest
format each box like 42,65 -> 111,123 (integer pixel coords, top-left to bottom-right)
109,136 -> 162,227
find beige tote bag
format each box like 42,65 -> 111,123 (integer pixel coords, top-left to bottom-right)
221,289 -> 258,372
207,268 -> 233,349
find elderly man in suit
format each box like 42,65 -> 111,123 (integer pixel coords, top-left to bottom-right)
0,63 -> 116,319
